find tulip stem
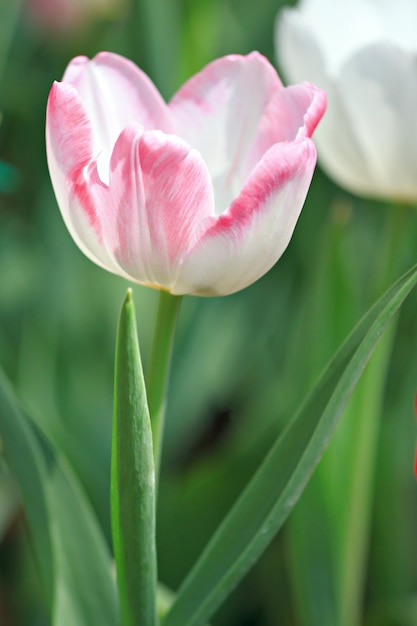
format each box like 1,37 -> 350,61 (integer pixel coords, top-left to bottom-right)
147,290 -> 181,486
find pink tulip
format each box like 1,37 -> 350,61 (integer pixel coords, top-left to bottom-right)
46,52 -> 326,296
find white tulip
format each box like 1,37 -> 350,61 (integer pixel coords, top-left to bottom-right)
276,0 -> 417,201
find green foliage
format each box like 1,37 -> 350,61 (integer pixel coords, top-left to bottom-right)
0,368 -> 118,625
112,291 -> 157,626
162,266 -> 417,626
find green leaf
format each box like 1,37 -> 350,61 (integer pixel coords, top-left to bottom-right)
112,289 -> 158,626
287,204 -> 413,626
163,264 -> 417,626
48,452 -> 119,626
0,368 -> 118,626
0,368 -> 54,607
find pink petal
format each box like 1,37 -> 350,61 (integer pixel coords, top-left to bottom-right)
99,128 -> 215,288
173,139 -> 317,296
46,80 -> 116,272
52,121 -> 215,290
61,52 -> 174,160
169,52 -> 325,214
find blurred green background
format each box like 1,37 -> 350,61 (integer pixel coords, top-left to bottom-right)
0,0 -> 417,624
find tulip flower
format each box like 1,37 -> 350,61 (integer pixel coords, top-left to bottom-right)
276,0 -> 417,201
46,52 -> 325,295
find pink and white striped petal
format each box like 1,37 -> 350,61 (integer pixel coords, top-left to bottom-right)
62,52 -> 174,169
169,52 -> 325,215
49,114 -> 216,289
173,138 -> 317,296
46,79 -> 118,273
89,127 -> 215,289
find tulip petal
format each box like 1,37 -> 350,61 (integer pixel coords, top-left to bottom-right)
61,52 -> 174,169
279,25 -> 417,200
46,80 -> 118,273
276,11 -> 374,197
277,2 -> 417,201
58,125 -> 214,289
174,139 -> 317,296
280,0 -> 386,75
47,80 -> 215,290
281,0 -> 417,74
92,128 -> 215,289
169,53 -> 325,215
336,43 -> 417,200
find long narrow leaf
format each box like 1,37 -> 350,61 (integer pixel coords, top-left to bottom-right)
163,264 -> 417,626
111,289 -> 157,626
0,368 -> 54,606
48,451 -> 119,626
0,368 -> 118,626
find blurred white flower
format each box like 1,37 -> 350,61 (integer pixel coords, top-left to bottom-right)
276,0 -> 417,201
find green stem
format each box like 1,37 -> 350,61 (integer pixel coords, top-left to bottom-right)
147,290 -> 181,485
